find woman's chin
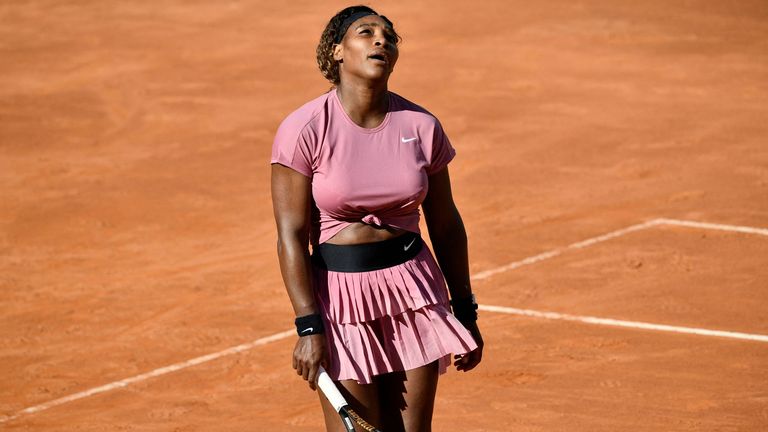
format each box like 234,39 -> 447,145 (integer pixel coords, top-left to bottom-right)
363,68 -> 393,83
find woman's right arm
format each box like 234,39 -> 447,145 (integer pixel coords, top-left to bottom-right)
271,163 -> 327,390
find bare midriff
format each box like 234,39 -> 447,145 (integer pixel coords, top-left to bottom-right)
324,222 -> 408,245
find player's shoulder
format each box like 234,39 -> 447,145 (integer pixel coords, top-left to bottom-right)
276,91 -> 333,135
389,91 -> 442,126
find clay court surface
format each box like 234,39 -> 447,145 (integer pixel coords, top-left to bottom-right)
2,0 -> 767,430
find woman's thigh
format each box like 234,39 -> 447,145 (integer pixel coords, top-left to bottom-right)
376,360 -> 440,432
318,379 -> 381,432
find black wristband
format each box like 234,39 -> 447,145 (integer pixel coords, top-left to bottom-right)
450,294 -> 478,324
295,313 -> 324,336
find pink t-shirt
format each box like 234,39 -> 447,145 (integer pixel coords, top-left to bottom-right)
271,89 -> 456,246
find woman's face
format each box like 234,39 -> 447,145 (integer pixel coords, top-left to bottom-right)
333,15 -> 399,85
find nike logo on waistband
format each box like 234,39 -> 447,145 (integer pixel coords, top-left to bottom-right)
404,237 -> 417,251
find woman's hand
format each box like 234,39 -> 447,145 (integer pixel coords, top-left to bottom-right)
292,333 -> 329,390
454,321 -> 484,372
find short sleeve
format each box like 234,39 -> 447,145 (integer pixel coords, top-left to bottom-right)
425,119 -> 456,175
270,117 -> 315,178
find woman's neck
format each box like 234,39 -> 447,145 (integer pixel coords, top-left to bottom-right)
336,81 -> 389,129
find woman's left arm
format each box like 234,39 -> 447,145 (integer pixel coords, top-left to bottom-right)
422,167 -> 484,372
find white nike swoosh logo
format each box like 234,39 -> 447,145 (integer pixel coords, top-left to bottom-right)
401,137 -> 417,143
403,238 -> 417,251
301,327 -> 313,334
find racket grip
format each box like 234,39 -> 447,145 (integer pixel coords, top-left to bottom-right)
317,366 -> 348,412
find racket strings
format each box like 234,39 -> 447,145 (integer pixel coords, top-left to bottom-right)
346,408 -> 381,432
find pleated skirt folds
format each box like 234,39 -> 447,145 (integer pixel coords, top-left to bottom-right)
313,243 -> 478,384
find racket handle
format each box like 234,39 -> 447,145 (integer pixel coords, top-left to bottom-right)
317,366 -> 348,412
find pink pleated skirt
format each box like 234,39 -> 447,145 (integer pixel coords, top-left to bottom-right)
312,242 -> 478,384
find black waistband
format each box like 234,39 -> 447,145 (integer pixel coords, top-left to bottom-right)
312,232 -> 423,272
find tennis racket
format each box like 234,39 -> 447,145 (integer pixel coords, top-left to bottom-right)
317,366 -> 382,432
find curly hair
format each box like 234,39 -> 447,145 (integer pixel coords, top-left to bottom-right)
316,5 -> 402,86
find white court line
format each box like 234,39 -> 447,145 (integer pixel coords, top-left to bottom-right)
0,330 -> 295,424
479,304 -> 768,343
4,218 -> 767,424
471,218 -> 768,281
470,219 -> 663,281
657,218 -> 768,237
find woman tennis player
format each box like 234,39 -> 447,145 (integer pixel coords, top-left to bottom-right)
270,5 -> 483,431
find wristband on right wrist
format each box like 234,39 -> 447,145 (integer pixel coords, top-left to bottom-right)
295,313 -> 324,336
